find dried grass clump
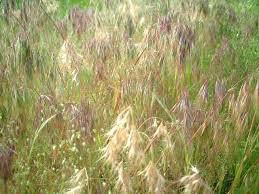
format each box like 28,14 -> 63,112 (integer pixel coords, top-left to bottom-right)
125,126 -> 145,164
196,81 -> 209,107
102,106 -> 138,193
152,122 -> 168,140
103,107 -> 171,193
103,106 -> 133,167
115,162 -> 131,193
64,168 -> 88,194
140,161 -> 165,194
228,81 -> 250,134
58,39 -> 83,73
180,166 -> 214,194
84,30 -> 114,63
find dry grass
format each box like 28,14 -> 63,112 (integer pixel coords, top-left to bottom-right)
0,0 -> 258,193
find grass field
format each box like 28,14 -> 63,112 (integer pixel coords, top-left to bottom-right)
0,0 -> 258,193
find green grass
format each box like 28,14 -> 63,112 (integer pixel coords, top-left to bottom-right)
58,0 -> 91,17
0,0 -> 258,193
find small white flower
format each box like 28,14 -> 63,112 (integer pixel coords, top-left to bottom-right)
191,166 -> 199,174
52,145 -> 57,150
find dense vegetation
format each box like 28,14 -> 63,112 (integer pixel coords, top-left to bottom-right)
0,0 -> 258,193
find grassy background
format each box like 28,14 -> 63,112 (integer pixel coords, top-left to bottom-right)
0,0 -> 258,193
